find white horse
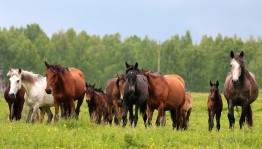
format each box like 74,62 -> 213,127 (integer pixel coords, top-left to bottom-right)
7,68 -> 54,123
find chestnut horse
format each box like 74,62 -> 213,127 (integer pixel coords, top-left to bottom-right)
105,74 -> 125,125
142,70 -> 186,129
4,82 -> 25,121
181,92 -> 193,130
224,51 -> 258,129
120,62 -> 148,127
207,81 -> 223,131
86,83 -> 108,124
45,61 -> 86,121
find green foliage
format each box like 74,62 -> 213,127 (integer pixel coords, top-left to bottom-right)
1,24 -> 262,92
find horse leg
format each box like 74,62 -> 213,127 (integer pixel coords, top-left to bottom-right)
170,110 -> 176,129
107,105 -> 113,125
185,108 -> 192,130
54,99 -> 60,122
246,104 -> 253,128
26,106 -> 33,123
147,106 -> 154,126
75,97 -> 84,119
45,108 -> 53,123
134,105 -> 139,127
208,110 -> 214,131
176,105 -> 183,130
113,100 -> 121,125
181,109 -> 187,130
31,105 -> 40,123
227,100 -> 235,129
10,102 -> 15,122
141,102 -> 148,127
122,101 -> 128,127
239,103 -> 248,129
216,111 -> 221,131
68,98 -> 76,118
156,103 -> 165,126
39,107 -> 45,123
129,105 -> 134,127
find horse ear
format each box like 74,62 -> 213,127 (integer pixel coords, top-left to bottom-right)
85,82 -> 88,87
240,51 -> 244,58
125,62 -> 130,68
92,84 -> 96,88
230,51 -> 234,58
134,62 -> 138,69
44,61 -> 50,68
18,68 -> 22,74
210,81 -> 213,86
216,80 -> 219,86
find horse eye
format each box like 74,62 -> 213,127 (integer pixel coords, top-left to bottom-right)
16,80 -> 20,83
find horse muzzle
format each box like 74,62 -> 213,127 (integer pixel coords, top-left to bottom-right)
232,79 -> 239,86
8,93 -> 16,100
45,89 -> 52,94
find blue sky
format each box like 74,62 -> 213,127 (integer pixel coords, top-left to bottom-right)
0,0 -> 261,43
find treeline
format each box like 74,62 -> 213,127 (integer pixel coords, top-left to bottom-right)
0,24 -> 262,92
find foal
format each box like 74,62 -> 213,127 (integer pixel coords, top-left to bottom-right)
207,81 -> 223,131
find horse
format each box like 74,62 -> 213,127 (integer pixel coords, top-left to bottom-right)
4,81 -> 25,121
85,83 -> 108,124
120,62 -> 148,127
181,91 -> 193,130
105,74 -> 125,125
223,51 -> 259,129
45,61 -> 86,121
142,70 -> 186,130
7,68 -> 54,123
207,81 -> 223,131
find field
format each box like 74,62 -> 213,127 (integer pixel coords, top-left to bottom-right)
0,92 -> 262,149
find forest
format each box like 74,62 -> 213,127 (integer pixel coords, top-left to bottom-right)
0,23 -> 262,92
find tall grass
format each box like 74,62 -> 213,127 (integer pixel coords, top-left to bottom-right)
0,91 -> 262,148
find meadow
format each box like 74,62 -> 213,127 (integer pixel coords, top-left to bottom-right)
0,91 -> 262,149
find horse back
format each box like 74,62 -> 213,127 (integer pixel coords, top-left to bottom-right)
164,74 -> 186,109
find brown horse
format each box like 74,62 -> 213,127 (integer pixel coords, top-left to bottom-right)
181,92 -> 193,130
223,51 -> 259,129
105,74 -> 125,125
86,83 -> 108,124
45,61 -> 86,121
207,81 -> 223,131
142,70 -> 186,129
4,82 -> 25,121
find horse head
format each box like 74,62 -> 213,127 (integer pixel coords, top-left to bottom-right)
85,83 -> 95,102
125,62 -> 140,94
8,69 -> 22,99
44,61 -> 60,94
209,80 -> 219,101
116,74 -> 126,100
230,51 -> 244,86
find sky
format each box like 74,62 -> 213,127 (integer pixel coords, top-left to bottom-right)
0,0 -> 261,43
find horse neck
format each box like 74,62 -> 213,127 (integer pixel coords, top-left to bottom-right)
57,70 -> 74,90
239,67 -> 253,86
20,72 -> 43,97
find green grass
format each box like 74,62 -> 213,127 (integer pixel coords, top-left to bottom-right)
0,91 -> 262,149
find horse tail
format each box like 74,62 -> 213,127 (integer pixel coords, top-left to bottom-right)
246,104 -> 253,128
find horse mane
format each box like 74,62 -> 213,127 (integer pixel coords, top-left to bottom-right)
21,70 -> 43,84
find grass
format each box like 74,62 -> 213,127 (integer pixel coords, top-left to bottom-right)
0,91 -> 262,148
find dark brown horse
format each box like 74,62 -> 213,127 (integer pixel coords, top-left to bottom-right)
141,70 -> 186,129
105,74 -> 125,125
4,82 -> 25,121
207,81 -> 223,131
86,83 -> 108,124
223,51 -> 259,129
181,92 -> 193,130
45,61 -> 86,121
120,62 -> 148,127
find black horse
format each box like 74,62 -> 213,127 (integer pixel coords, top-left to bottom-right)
121,62 -> 148,127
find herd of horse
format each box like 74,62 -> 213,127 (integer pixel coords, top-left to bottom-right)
3,51 -> 259,131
